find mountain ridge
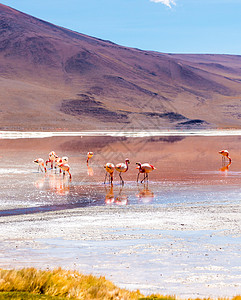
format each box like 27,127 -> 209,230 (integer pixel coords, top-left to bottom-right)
1,3 -> 241,130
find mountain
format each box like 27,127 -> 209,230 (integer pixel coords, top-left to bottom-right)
1,3 -> 241,131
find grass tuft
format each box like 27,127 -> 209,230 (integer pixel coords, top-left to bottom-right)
0,268 -> 141,299
0,268 -> 240,300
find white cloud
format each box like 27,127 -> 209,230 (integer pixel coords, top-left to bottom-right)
150,0 -> 176,8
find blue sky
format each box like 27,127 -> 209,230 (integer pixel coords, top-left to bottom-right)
1,0 -> 241,54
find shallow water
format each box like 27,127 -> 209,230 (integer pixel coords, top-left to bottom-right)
0,134 -> 241,298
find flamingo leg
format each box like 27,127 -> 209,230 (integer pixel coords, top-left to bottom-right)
119,173 -> 124,185
67,170 -> 72,179
137,172 -> 140,183
104,172 -> 107,184
141,173 -> 147,183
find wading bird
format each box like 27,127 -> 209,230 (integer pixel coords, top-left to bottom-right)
55,156 -> 68,173
87,152 -> 94,164
136,162 -> 156,183
46,151 -> 58,169
219,150 -> 231,163
104,163 -> 115,184
58,163 -> 71,179
115,159 -> 130,185
33,158 -> 47,173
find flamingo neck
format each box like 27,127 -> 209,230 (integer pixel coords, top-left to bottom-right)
125,161 -> 129,172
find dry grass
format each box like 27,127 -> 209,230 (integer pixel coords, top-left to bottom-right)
0,268 -> 142,299
0,268 -> 240,300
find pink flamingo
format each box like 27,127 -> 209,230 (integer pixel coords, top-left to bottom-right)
55,156 -> 68,173
58,163 -> 72,179
46,151 -> 58,169
104,163 -> 115,184
136,162 -> 156,183
33,158 -> 47,173
87,152 -> 94,164
219,150 -> 231,163
115,159 -> 130,185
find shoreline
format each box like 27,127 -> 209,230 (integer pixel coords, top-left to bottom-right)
1,129 -> 241,139
1,202 -> 241,298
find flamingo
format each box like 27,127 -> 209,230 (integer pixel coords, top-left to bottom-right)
136,162 -> 156,183
115,159 -> 130,185
87,152 -> 94,164
58,163 -> 72,179
33,158 -> 47,173
46,151 -> 58,169
55,156 -> 68,173
104,163 -> 115,184
219,150 -> 231,163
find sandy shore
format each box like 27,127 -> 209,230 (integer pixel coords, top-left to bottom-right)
1,201 -> 241,298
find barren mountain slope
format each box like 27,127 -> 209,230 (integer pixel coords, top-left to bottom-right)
1,4 -> 241,130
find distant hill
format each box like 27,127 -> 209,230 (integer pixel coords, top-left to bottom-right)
1,3 -> 241,130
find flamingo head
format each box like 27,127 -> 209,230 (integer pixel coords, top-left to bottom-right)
125,159 -> 130,164
219,150 -> 228,155
62,156 -> 68,163
87,152 -> 94,158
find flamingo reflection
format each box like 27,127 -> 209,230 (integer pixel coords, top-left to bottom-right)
115,186 -> 128,206
48,173 -> 70,195
104,185 -> 128,205
34,174 -> 47,189
105,184 -> 115,204
87,164 -> 94,176
136,183 -> 154,203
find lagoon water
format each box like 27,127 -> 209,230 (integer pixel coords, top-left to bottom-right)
0,132 -> 241,298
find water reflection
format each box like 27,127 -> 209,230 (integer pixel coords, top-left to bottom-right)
105,185 -> 114,204
115,186 -> 128,205
35,173 -> 70,195
136,183 -> 154,203
34,174 -> 47,189
105,185 -> 128,205
87,163 -> 94,176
